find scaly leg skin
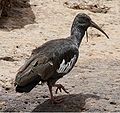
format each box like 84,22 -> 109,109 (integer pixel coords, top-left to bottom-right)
48,85 -> 63,104
53,84 -> 69,94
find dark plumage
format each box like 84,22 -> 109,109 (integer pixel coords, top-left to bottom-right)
15,13 -> 109,103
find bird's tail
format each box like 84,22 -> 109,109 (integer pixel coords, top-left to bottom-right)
15,75 -> 41,93
15,55 -> 44,93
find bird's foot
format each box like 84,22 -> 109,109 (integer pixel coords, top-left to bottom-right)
54,84 -> 69,94
50,96 -> 64,104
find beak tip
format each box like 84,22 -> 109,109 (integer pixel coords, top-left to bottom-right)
106,36 -> 110,39
91,21 -> 110,40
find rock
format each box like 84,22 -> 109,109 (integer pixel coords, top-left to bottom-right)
2,82 -> 12,90
0,101 -> 6,110
0,56 -> 17,62
110,101 -> 117,105
42,95 -> 49,98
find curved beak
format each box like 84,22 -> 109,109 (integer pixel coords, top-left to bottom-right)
90,21 -> 109,39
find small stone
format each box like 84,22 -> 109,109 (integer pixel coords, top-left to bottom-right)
44,38 -> 48,41
42,95 -> 49,98
36,96 -> 39,98
110,101 -> 116,105
103,108 -> 107,111
37,101 -> 41,104
109,52 -> 113,54
34,5 -> 37,6
0,101 -> 6,110
104,97 -> 109,100
93,92 -> 97,94
16,46 -> 19,48
88,70 -> 92,72
91,43 -> 96,46
96,34 -> 101,37
71,85 -> 75,88
24,101 -> 28,104
2,82 -> 12,90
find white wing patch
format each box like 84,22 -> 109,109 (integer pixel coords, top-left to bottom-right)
57,55 -> 77,73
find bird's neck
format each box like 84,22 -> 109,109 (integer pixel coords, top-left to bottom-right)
70,22 -> 86,47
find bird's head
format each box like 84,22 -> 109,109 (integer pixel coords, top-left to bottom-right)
72,13 -> 109,39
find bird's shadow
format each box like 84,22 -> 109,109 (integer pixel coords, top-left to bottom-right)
0,0 -> 35,31
32,93 -> 100,112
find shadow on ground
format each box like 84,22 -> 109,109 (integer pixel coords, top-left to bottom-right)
32,93 -> 100,112
0,0 -> 35,31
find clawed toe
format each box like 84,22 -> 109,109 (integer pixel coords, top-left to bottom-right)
55,84 -> 69,94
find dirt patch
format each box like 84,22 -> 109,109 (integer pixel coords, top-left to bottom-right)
64,0 -> 110,13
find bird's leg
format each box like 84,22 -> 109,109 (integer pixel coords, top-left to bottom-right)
48,85 -> 54,102
48,84 -> 63,104
53,84 -> 69,94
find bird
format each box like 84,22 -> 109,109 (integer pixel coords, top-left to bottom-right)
15,13 -> 109,104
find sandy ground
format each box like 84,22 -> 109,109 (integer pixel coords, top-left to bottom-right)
0,0 -> 120,112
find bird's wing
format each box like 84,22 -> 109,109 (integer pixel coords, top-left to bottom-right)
55,46 -> 79,74
15,53 -> 54,86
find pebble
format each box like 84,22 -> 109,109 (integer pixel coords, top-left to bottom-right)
2,82 -> 12,90
71,85 -> 75,88
0,101 -> 6,110
42,95 -> 49,98
24,101 -> 28,104
110,101 -> 116,105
